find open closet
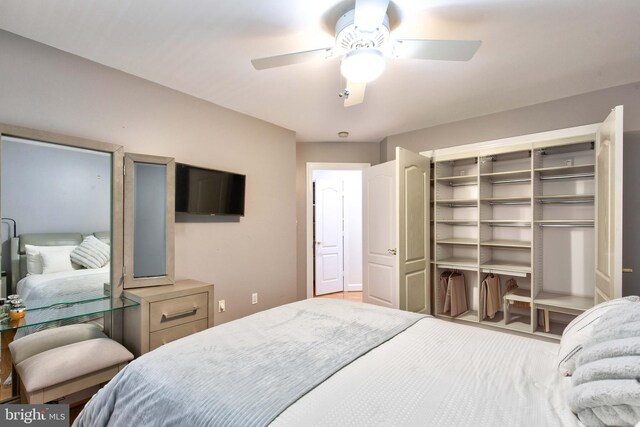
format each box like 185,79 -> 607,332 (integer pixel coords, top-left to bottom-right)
428,106 -> 623,339
364,105 -> 623,341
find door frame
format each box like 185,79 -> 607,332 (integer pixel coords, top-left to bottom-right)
306,162 -> 370,299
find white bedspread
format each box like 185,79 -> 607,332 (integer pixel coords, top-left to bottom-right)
17,266 -> 109,302
14,267 -> 109,338
273,317 -> 580,427
75,299 -> 423,427
76,300 -> 579,427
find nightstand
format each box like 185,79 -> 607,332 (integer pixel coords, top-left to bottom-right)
123,280 -> 214,357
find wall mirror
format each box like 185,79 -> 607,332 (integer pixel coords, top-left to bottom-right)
0,123 -> 123,400
123,153 -> 175,288
0,124 -> 124,301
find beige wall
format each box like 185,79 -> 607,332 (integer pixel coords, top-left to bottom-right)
383,81 -> 640,161
0,30 -> 297,325
296,141 -> 380,299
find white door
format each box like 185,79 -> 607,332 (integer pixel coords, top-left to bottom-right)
315,178 -> 344,295
363,161 -> 398,308
595,105 -> 624,303
397,148 -> 430,314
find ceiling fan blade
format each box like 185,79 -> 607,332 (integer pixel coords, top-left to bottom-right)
251,47 -> 333,70
394,39 -> 481,61
344,80 -> 366,107
354,0 -> 390,32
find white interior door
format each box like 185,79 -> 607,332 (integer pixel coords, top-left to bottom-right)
397,148 -> 430,314
595,105 -> 623,303
315,178 -> 344,295
363,161 -> 398,308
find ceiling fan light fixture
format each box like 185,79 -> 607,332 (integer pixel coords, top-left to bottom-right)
340,48 -> 385,83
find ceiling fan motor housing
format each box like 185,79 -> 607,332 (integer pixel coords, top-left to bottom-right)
335,9 -> 390,53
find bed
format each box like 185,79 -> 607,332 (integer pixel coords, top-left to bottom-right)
75,298 -> 585,427
9,232 -> 111,337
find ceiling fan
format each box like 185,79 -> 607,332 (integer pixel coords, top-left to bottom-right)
251,0 -> 481,107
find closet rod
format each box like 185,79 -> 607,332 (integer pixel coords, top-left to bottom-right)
481,269 -> 528,278
436,264 -> 477,272
487,223 -> 531,228
538,199 -> 593,205
489,201 -> 531,206
448,181 -> 477,187
537,223 -> 594,228
444,203 -> 477,208
539,172 -> 594,181
489,178 -> 531,185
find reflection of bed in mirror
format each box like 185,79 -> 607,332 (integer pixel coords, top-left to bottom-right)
10,232 -> 111,337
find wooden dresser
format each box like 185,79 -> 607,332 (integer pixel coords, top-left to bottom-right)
123,279 -> 214,357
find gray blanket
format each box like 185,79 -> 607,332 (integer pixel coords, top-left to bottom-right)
75,298 -> 425,427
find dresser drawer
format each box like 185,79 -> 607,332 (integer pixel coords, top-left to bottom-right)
149,319 -> 208,351
149,292 -> 208,332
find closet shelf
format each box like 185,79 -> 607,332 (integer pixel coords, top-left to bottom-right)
535,164 -> 595,180
435,175 -> 477,185
535,220 -> 594,227
482,312 -> 532,334
480,220 -> 531,228
436,220 -> 478,226
535,194 -> 594,204
480,239 -> 531,248
436,238 -> 477,246
436,257 -> 477,268
439,310 -> 478,323
480,170 -> 531,184
480,169 -> 530,179
480,260 -> 531,273
534,292 -> 593,312
436,198 -> 477,207
480,196 -> 531,205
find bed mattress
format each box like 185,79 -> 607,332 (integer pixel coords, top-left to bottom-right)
76,299 -> 579,426
273,317 -> 579,427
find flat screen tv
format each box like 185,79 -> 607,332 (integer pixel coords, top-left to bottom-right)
175,163 -> 245,216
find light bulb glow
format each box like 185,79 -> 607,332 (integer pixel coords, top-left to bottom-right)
340,48 -> 385,83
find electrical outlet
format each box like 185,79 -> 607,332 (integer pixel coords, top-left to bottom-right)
218,300 -> 226,312
252,293 -> 258,305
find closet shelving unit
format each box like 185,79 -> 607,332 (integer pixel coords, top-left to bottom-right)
431,139 -> 597,340
531,141 -> 595,338
434,156 -> 479,322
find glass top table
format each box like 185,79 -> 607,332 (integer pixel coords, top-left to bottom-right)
0,291 -> 138,332
0,291 -> 138,402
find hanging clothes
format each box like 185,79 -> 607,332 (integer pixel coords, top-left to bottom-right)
480,274 -> 502,320
439,271 -> 453,313
444,272 -> 468,317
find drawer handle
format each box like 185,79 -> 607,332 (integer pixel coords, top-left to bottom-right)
162,306 -> 198,320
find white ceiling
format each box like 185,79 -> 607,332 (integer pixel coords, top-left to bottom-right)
1,0 -> 639,143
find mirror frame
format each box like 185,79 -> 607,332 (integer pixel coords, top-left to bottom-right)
123,152 -> 175,288
0,123 -> 124,302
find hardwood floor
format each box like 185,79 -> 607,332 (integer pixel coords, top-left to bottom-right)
1,329 -> 17,401
315,291 -> 362,303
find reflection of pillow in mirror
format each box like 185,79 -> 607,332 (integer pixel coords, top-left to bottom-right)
24,245 -> 78,275
71,236 -> 110,269
40,250 -> 74,274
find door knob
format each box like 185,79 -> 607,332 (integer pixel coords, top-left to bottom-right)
316,241 -> 321,245
387,248 -> 397,255
623,268 -> 633,273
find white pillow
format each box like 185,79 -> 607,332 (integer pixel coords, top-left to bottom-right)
70,235 -> 110,269
24,245 -> 78,275
40,250 -> 74,274
557,296 -> 640,376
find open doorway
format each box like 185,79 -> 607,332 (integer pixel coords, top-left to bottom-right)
306,163 -> 369,300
